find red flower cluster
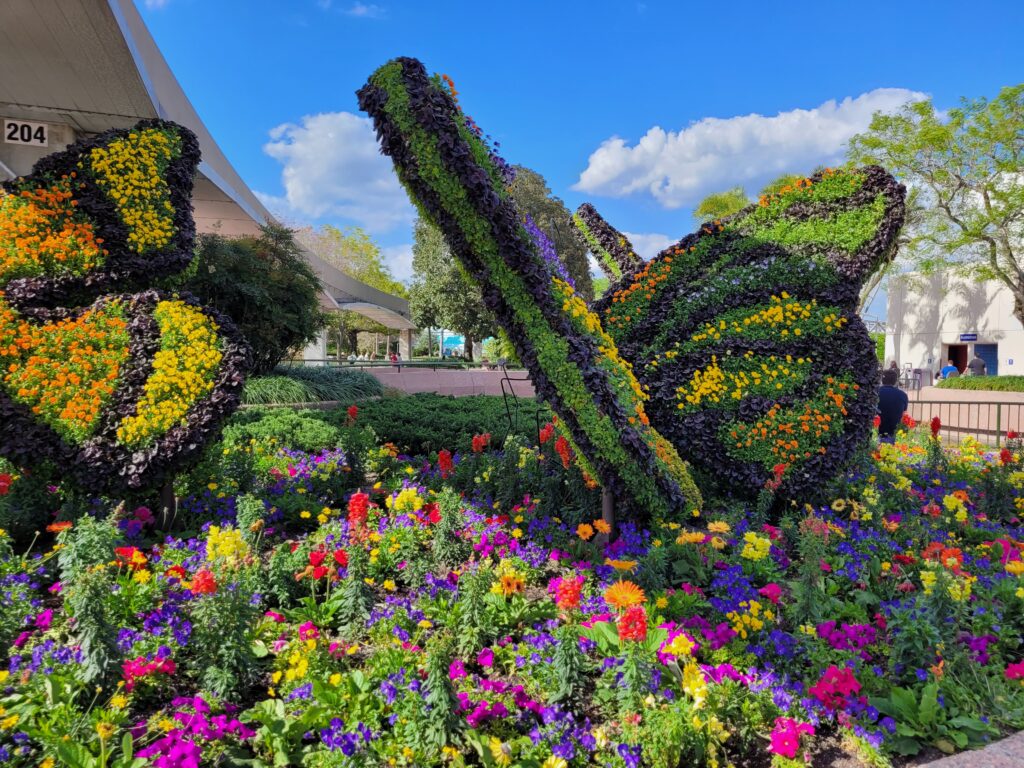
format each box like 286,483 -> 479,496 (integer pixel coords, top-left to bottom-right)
617,604 -> 647,642
346,405 -> 358,423
471,433 -> 491,453
809,665 -> 861,710
190,569 -> 217,594
114,546 -> 147,571
1001,448 -> 1014,466
930,416 -> 941,438
438,449 -> 453,478
348,491 -> 370,535
901,413 -> 917,428
922,542 -> 964,574
554,435 -> 572,469
122,655 -> 176,692
306,548 -> 348,579
539,422 -> 554,445
0,473 -> 11,495
552,575 -> 584,611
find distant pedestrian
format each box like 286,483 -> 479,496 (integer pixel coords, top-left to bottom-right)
877,368 -> 909,443
967,353 -> 987,376
940,359 -> 959,379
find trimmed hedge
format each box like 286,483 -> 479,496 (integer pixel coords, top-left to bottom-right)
937,376 -> 1024,392
242,367 -> 383,405
228,394 -> 551,456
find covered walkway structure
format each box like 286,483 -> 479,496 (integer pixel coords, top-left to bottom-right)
0,0 -> 414,356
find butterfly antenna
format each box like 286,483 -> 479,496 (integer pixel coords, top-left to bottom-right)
572,203 -> 644,283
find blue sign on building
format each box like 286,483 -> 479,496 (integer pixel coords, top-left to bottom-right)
959,333 -> 978,342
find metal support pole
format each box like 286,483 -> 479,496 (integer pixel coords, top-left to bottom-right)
601,487 -> 615,539
997,403 -> 1002,447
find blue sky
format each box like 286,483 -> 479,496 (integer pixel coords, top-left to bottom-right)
140,0 -> 1024,318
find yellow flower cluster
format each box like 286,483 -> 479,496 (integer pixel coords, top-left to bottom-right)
662,632 -> 697,658
86,129 -> 180,253
689,294 -> 846,344
740,531 -> 771,561
676,354 -> 811,409
725,599 -> 773,639
943,493 -> 969,523
117,299 -> 222,447
387,486 -> 424,513
553,276 -> 648,408
205,525 -> 248,564
682,661 -> 708,709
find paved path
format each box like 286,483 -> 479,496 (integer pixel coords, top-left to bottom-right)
921,731 -> 1024,767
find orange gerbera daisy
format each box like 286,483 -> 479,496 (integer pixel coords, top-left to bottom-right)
603,580 -> 646,610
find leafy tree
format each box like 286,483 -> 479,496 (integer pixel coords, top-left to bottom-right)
409,218 -> 496,361
294,225 -> 409,355
184,225 -> 327,374
295,225 -> 407,297
848,85 -> 1024,323
509,166 -> 594,301
693,186 -> 749,221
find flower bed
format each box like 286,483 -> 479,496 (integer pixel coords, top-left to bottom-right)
1,418 -> 1024,766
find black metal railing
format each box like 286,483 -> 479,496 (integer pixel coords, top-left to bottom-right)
906,400 -> 1024,446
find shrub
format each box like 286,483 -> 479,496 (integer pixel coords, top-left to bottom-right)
224,409 -> 343,454
242,367 -> 382,405
937,376 -> 1024,392
333,394 -> 551,455
183,226 -> 326,375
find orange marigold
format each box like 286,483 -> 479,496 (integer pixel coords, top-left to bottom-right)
603,580 -> 646,610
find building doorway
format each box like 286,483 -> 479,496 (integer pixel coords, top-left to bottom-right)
946,344 -> 968,373
975,343 -> 998,376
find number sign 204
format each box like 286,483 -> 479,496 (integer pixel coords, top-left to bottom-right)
3,119 -> 48,147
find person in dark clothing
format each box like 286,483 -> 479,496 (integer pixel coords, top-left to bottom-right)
967,354 -> 987,376
877,368 -> 909,442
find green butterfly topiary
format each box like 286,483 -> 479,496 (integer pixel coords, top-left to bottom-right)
359,58 -> 904,519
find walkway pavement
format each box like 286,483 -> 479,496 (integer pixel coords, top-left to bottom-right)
365,368 -> 536,398
920,731 -> 1024,767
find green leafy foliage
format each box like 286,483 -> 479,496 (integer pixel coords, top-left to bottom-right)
242,367 -> 383,405
937,375 -> 1024,391
182,225 -> 327,375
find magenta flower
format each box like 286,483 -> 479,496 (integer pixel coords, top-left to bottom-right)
477,647 -> 494,667
769,717 -> 814,758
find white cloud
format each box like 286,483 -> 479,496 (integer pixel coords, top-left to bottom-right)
344,2 -> 385,18
258,111 -> 413,232
574,88 -> 927,208
623,231 -> 672,260
381,243 -> 414,283
144,0 -> 171,8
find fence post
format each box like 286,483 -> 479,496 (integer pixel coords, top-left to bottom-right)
997,403 -> 1002,447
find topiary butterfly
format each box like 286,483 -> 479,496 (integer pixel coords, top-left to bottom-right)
0,120 -> 249,492
359,58 -> 904,518
583,166 -> 904,499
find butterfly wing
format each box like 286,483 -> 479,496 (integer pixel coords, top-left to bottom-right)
0,120 -> 249,492
590,167 -> 905,497
358,57 -> 701,521
0,119 -> 200,308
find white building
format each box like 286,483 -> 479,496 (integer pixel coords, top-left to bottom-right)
886,272 -> 1022,382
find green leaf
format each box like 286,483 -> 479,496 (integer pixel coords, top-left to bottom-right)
919,682 -> 939,726
889,735 -> 922,755
891,687 -> 919,721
